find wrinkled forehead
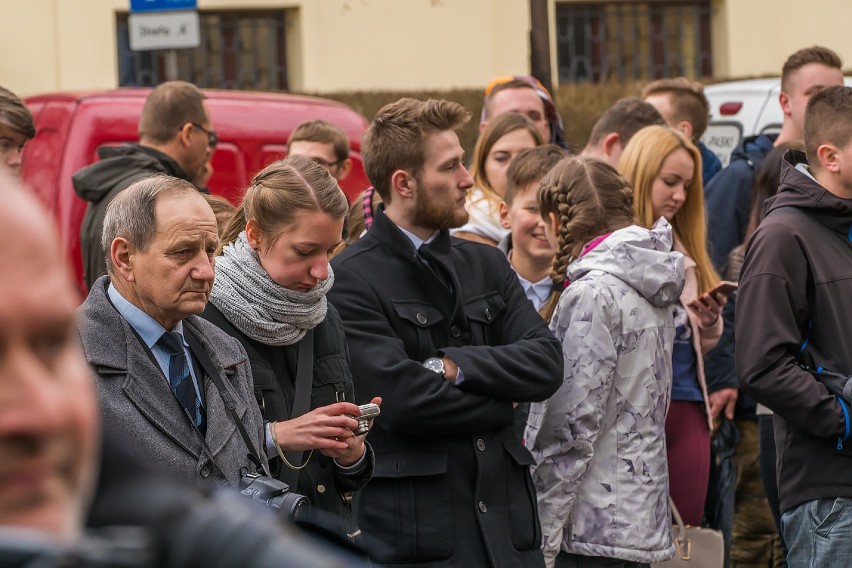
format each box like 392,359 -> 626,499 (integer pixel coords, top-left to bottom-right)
153,191 -> 218,234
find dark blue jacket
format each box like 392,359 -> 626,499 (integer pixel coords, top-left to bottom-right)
699,141 -> 723,187
704,134 -> 777,271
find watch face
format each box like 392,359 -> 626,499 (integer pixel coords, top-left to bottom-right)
424,357 -> 444,375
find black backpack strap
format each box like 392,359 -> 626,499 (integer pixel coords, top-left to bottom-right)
278,330 -> 314,489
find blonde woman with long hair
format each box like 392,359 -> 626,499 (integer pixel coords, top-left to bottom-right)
619,125 -> 732,527
453,112 -> 543,245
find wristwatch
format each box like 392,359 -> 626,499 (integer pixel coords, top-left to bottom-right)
423,357 -> 445,377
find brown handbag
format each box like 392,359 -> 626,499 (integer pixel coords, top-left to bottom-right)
651,498 -> 725,568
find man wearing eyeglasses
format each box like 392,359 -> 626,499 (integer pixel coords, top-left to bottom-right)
287,119 -> 352,182
73,80 -> 218,292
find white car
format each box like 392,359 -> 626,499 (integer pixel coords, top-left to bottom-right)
701,77 -> 852,166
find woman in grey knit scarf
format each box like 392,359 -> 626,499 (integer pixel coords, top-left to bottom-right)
200,155 -> 379,527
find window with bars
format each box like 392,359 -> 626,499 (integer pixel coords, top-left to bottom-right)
555,1 -> 712,83
116,10 -> 289,91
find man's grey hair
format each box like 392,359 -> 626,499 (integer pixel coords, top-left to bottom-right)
101,175 -> 197,273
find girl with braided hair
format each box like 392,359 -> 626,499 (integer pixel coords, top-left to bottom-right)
619,125 -> 729,528
525,156 -> 685,567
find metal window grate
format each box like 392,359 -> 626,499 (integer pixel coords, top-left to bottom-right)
556,1 -> 712,83
116,10 -> 289,90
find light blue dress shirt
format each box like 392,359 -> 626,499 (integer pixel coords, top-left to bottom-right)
108,283 -> 204,404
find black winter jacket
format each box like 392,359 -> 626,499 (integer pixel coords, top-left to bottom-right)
201,302 -> 373,529
329,207 -> 563,567
72,144 -> 192,291
737,150 -> 852,513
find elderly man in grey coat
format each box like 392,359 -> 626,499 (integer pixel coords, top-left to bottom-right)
76,175 -> 266,486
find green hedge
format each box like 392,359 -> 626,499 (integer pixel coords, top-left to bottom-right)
317,81 -> 645,156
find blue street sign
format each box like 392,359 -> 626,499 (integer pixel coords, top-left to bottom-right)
130,0 -> 197,13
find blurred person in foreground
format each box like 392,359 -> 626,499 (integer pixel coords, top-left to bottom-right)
0,169 -> 369,568
329,97 -> 563,567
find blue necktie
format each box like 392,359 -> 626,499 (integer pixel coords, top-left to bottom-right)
157,331 -> 205,434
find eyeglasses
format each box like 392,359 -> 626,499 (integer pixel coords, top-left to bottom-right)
190,123 -> 219,148
309,157 -> 344,169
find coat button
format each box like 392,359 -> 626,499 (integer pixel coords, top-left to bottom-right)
200,461 -> 211,478
317,484 -> 326,494
478,501 -> 487,513
476,438 -> 486,451
451,325 -> 461,337
416,313 -> 427,325
485,308 -> 492,321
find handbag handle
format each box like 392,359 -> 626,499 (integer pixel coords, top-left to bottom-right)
669,497 -> 692,561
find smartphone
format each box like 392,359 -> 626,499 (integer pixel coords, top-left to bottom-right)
707,280 -> 738,298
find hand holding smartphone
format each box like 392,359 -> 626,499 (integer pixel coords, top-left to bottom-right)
706,280 -> 738,300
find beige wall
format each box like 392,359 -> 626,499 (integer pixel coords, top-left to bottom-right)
712,0 -> 851,78
0,0 -> 531,96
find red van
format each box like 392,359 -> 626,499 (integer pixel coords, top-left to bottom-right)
21,88 -> 370,293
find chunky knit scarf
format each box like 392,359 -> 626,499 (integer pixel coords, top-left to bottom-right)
209,232 -> 333,346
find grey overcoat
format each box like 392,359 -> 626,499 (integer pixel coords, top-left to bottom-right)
77,277 -> 266,487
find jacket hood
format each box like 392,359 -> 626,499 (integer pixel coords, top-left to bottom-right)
72,144 -> 187,203
567,220 -> 685,307
729,133 -> 777,166
765,150 -> 852,238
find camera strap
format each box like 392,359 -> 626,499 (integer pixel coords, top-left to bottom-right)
184,330 -> 273,479
279,330 -> 314,490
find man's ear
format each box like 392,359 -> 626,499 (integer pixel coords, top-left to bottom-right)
676,121 -> 694,140
817,143 -> 841,173
499,200 -> 511,229
177,122 -> 193,148
779,91 -> 792,118
602,132 -> 621,156
111,238 -> 136,282
390,169 -> 415,199
336,158 -> 353,182
479,120 -> 488,134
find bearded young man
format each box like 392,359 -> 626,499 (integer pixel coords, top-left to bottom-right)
329,98 -> 562,567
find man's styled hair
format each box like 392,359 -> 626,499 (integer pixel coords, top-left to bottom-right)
782,46 -> 843,93
101,175 -> 198,273
504,145 -> 567,206
0,86 -> 35,140
287,119 -> 351,163
362,98 -> 470,202
587,97 -> 665,148
804,86 -> 852,168
642,78 -> 711,141
138,81 -> 208,144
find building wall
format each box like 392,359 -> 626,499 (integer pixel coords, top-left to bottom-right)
705,0 -> 851,79
1,0 -> 531,96
3,0 -> 849,98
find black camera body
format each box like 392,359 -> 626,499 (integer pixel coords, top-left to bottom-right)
239,471 -> 309,521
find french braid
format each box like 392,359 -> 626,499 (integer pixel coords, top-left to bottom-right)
538,156 -> 634,321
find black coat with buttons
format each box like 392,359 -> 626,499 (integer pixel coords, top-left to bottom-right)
329,208 -> 563,567
201,302 -> 374,531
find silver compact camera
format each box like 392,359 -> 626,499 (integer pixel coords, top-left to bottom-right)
348,403 -> 380,436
